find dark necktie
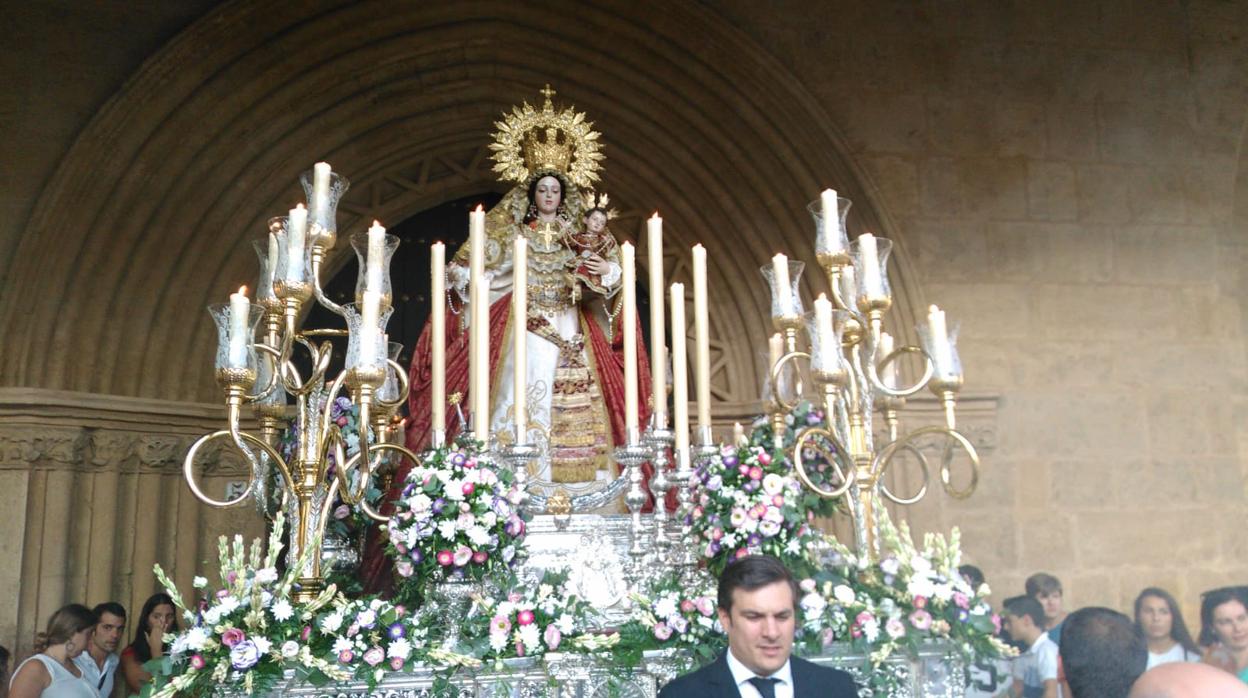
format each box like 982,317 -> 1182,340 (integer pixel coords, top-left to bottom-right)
747,676 -> 780,698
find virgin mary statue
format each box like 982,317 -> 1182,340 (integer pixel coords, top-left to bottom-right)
362,87 -> 655,591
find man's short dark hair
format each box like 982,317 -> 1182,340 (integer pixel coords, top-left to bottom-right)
1026,572 -> 1063,597
92,602 -> 126,620
1060,607 -> 1146,698
1004,595 -> 1046,628
717,554 -> 799,614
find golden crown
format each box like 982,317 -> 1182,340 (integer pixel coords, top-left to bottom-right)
490,85 -> 603,189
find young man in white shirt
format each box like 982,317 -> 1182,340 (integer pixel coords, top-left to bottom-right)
1004,595 -> 1059,698
74,602 -> 125,698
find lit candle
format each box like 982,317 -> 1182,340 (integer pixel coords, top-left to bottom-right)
858,233 -> 883,298
733,422 -> 746,448
622,241 -> 639,440
512,235 -> 528,441
286,204 -> 308,283
878,331 -> 897,389
359,290 -> 382,367
430,242 -> 446,434
768,332 -> 784,395
469,206 -> 488,442
819,188 -> 843,256
692,244 -> 711,438
772,253 -> 793,317
670,283 -> 689,463
647,213 -> 667,424
311,162 -> 332,224
365,220 -> 386,294
926,304 -> 952,373
814,293 -> 835,373
228,286 -> 250,368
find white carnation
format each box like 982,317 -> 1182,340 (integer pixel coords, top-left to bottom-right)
271,599 -> 294,622
387,638 -> 413,660
518,624 -> 541,651
320,611 -> 345,634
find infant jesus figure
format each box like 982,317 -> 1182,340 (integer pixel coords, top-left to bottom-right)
566,192 -> 621,296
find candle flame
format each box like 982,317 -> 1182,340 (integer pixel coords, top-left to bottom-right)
372,219 -> 382,227
474,204 -> 484,213
238,285 -> 248,296
650,211 -> 660,219
295,203 -> 306,211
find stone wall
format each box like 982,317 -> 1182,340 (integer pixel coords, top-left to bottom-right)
1,0 -> 1246,641
712,0 -> 1248,619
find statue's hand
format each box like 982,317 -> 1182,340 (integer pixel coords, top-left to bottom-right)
583,254 -> 610,276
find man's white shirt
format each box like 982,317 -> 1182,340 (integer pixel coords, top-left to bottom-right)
73,650 -> 119,698
726,647 -> 794,698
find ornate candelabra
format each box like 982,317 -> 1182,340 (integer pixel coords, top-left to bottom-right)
184,165 -> 422,601
765,191 -> 981,559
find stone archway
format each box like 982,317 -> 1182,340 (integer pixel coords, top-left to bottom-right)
0,0 -> 922,408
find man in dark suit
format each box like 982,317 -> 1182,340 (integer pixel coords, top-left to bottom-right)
658,555 -> 859,698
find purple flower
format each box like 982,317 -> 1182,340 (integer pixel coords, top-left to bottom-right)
334,504 -> 351,520
450,452 -> 467,467
806,411 -> 822,426
388,622 -> 406,640
229,640 -> 260,670
706,475 -> 723,491
505,515 -> 526,537
722,454 -> 739,468
408,548 -> 424,564
432,498 -> 446,514
957,609 -> 970,623
747,533 -> 762,547
402,483 -> 416,497
336,396 -> 352,410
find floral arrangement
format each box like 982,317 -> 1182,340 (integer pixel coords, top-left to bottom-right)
687,443 -> 837,577
385,442 -> 525,605
462,571 -> 610,662
312,596 -> 430,685
796,514 -> 1015,694
142,517 -> 347,698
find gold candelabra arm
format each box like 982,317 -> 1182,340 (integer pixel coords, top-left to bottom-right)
183,428 -> 293,510
338,443 -> 422,523
768,350 -> 811,414
871,425 -> 980,501
310,246 -> 346,316
244,343 -> 283,403
862,343 -> 935,400
790,424 -> 855,499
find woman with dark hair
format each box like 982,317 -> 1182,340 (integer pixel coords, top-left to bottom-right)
1199,586 -> 1248,682
119,594 -> 177,695
1135,587 -> 1201,668
8,604 -> 96,698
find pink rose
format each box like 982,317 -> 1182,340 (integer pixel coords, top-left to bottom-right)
336,416 -> 349,426
436,550 -> 454,566
453,546 -> 472,567
738,464 -> 750,476
758,452 -> 772,465
346,623 -> 360,638
909,609 -> 933,631
363,647 -> 384,666
517,610 -> 536,626
543,625 -> 562,651
301,626 -> 311,641
395,605 -> 407,617
221,628 -> 245,647
515,641 -> 525,657
395,560 -> 414,577
711,528 -> 724,541
472,550 -> 488,564
695,597 -> 715,617
913,596 -> 928,609
953,592 -> 970,609
190,654 -> 206,670
462,482 -> 476,496
748,466 -> 763,480
680,599 -> 696,614
799,579 -> 816,592
772,495 -> 784,507
653,623 -> 673,641
508,592 -> 522,603
855,611 -> 875,626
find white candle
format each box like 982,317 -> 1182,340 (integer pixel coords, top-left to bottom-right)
622,241 -> 639,440
772,253 -> 793,317
819,188 -> 843,256
366,220 -> 386,294
469,206 -> 488,442
670,283 -> 689,463
878,331 -> 897,389
228,286 -> 250,368
691,244 -> 711,437
768,332 -> 784,395
647,214 -> 667,424
311,162 -> 332,224
286,204 -> 308,283
814,293 -> 835,372
858,233 -> 883,298
265,233 -> 279,296
430,242 -> 446,434
512,236 -> 528,441
733,422 -> 746,448
926,304 -> 952,372
359,290 -> 382,367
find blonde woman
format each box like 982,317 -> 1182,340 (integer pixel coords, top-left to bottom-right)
8,605 -> 96,698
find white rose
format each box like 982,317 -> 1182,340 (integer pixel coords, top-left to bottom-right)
833,585 -> 856,605
280,641 -> 300,658
254,567 -> 279,584
193,576 -> 208,589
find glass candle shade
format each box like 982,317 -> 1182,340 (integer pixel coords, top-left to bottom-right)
917,320 -> 963,384
805,309 -> 851,379
299,166 -> 350,249
350,230 -> 400,309
849,235 -> 893,312
807,194 -> 852,262
759,259 -> 806,320
272,217 -> 313,300
209,303 -> 264,373
253,233 -> 279,311
343,301 -> 394,375
378,341 -> 405,403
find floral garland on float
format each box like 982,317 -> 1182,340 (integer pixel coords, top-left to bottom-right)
383,440 -> 526,607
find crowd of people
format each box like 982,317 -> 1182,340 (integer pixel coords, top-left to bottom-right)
964,567 -> 1248,698
6,569 -> 1248,697
2,593 -> 176,698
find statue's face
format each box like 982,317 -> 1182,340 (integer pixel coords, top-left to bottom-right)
533,176 -> 562,216
585,210 -> 607,234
